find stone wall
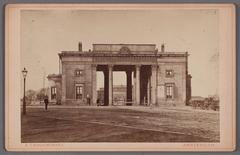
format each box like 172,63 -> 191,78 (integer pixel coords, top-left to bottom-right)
157,57 -> 187,106
61,57 -> 94,105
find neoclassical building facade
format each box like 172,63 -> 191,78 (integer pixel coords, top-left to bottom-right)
47,43 -> 191,106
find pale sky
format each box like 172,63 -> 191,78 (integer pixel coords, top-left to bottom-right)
21,9 -> 219,97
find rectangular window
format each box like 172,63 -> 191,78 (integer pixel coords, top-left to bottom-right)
51,87 -> 57,100
76,84 -> 83,99
166,69 -> 174,77
165,83 -> 174,99
75,69 -> 83,76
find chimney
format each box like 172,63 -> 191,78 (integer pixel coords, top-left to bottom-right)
78,42 -> 82,51
161,44 -> 165,52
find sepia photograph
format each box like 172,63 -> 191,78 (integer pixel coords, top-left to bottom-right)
5,4 -> 236,151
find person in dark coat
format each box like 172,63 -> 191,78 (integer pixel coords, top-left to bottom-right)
86,94 -> 90,106
97,98 -> 100,106
44,96 -> 49,110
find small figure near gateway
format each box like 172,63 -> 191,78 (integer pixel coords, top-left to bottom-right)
86,94 -> 90,106
47,43 -> 192,106
44,95 -> 49,110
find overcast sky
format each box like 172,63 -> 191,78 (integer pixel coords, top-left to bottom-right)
21,9 -> 219,97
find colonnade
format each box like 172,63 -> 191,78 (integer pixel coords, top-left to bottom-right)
93,65 -> 157,106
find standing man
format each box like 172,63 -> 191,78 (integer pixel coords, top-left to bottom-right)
97,98 -> 100,106
86,94 -> 90,106
44,95 -> 49,111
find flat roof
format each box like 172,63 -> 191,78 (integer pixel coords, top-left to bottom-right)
59,51 -> 188,57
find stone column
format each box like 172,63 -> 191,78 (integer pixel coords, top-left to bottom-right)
126,70 -> 132,103
135,65 -> 141,105
151,65 -> 157,105
147,76 -> 151,105
133,71 -> 136,105
104,70 -> 109,106
108,65 -> 113,106
91,64 -> 97,106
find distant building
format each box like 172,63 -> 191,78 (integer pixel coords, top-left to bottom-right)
112,85 -> 127,104
47,43 -> 191,106
190,96 -> 205,103
97,85 -> 134,105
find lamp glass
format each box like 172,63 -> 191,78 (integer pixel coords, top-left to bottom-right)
22,68 -> 28,78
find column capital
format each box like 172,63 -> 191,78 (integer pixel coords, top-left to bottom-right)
108,64 -> 114,69
151,64 -> 158,69
103,70 -> 108,75
126,69 -> 132,74
135,65 -> 141,70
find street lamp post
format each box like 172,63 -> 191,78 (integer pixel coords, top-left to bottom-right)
22,67 -> 28,115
